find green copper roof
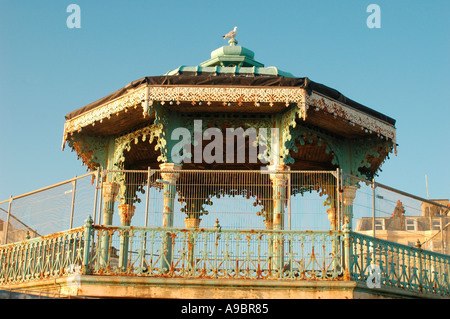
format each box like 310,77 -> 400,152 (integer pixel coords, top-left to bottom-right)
165,39 -> 295,77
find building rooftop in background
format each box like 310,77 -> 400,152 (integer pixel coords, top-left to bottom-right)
356,199 -> 450,254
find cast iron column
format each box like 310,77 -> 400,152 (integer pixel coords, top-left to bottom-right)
117,203 -> 135,271
343,186 -> 357,230
100,181 -> 119,267
160,163 -> 181,273
268,164 -> 288,276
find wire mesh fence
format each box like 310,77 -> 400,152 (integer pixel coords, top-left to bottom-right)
1,169 -> 448,256
0,202 -> 9,245
0,169 -> 338,245
346,173 -> 450,255
101,169 -> 339,231
0,172 -> 99,245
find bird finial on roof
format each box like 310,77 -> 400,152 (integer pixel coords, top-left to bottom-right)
222,26 -> 238,45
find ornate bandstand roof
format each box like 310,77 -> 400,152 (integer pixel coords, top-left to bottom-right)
63,36 -> 397,179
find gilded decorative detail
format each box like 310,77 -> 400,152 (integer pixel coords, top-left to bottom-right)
63,85 -> 306,138
343,186 -> 357,206
184,217 -> 201,229
118,204 -> 135,225
152,102 -> 171,163
147,86 -> 306,106
307,92 -> 397,155
102,182 -> 119,202
63,86 -> 147,140
63,84 -> 396,182
160,163 -> 182,184
112,124 -> 162,205
268,164 -> 289,187
280,103 -> 309,165
350,137 -> 392,179
63,86 -> 396,165
327,208 -> 337,229
113,124 -> 163,169
263,219 -> 273,230
66,135 -> 108,171
170,112 -> 278,164
284,124 -> 342,167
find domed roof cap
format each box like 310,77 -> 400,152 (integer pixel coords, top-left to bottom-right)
210,45 -> 255,60
165,38 -> 295,77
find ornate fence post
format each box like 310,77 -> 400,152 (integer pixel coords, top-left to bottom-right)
416,239 -> 423,292
82,215 -> 93,275
185,216 -> 199,273
92,168 -> 101,225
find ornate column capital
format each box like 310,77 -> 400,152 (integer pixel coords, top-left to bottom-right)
184,217 -> 201,229
342,186 -> 357,227
264,219 -> 273,230
102,182 -> 119,202
118,204 -> 135,225
160,163 -> 182,184
267,164 -> 289,187
343,186 -> 357,206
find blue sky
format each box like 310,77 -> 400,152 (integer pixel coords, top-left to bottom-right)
0,0 -> 449,202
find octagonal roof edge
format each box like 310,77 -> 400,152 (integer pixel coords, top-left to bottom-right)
64,74 -> 396,127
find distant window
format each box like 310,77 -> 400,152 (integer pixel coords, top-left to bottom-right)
406,219 -> 416,231
374,219 -> 385,230
432,219 -> 441,230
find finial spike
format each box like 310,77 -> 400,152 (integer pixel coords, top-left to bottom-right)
228,38 -> 238,46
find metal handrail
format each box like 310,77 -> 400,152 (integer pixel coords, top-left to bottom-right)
343,172 -> 450,211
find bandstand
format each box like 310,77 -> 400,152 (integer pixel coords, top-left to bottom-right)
3,36 -> 448,299
63,36 -> 396,233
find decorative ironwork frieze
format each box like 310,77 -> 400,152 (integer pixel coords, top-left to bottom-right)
66,135 -> 109,170
63,86 -> 396,157
113,124 -> 163,169
63,86 -> 148,144
306,92 -> 397,155
146,86 -> 306,107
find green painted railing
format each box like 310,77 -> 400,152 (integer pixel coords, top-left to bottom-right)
349,231 -> 450,296
0,226 -> 87,285
1,217 -> 449,297
88,225 -> 344,280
